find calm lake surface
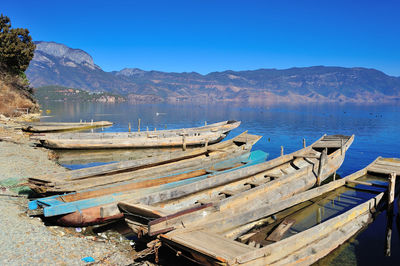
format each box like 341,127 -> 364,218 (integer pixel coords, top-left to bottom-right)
39,101 -> 400,265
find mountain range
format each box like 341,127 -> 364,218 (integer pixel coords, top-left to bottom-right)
26,41 -> 400,103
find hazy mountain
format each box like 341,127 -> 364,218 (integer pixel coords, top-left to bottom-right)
26,41 -> 400,103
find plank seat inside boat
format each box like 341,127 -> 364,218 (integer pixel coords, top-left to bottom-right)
367,157 -> 400,175
165,229 -> 256,261
118,203 -> 170,218
220,184 -> 252,197
196,194 -> 226,205
312,140 -> 344,149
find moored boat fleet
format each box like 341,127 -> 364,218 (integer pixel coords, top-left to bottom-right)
24,119 -> 399,265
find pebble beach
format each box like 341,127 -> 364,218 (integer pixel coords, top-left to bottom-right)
0,117 -> 137,265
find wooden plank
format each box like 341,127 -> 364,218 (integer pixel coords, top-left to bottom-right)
118,203 -> 170,218
294,155 -> 320,159
367,166 -> 400,175
312,143 -> 342,148
22,121 -> 113,132
196,194 -> 226,205
244,180 -> 264,187
346,180 -> 388,188
370,163 -> 400,172
238,232 -> 258,243
165,229 -> 255,261
375,159 -> 400,168
266,218 -> 296,242
220,184 -> 252,196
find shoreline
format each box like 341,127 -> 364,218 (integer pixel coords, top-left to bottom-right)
0,117 -> 136,265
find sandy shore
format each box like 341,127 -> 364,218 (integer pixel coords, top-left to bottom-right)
0,117 -> 137,265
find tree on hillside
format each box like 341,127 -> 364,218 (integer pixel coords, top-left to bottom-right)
0,14 -> 35,74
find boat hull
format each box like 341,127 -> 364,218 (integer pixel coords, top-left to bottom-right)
39,120 -> 241,149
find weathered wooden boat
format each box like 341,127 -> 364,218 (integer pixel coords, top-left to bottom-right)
28,150 -> 267,226
118,134 -> 354,237
21,121 -> 113,133
38,120 -> 241,149
28,131 -> 259,194
54,147 -> 187,166
160,157 -> 400,265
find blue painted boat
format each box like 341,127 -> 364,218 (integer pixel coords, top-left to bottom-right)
28,131 -> 261,194
29,150 -> 268,226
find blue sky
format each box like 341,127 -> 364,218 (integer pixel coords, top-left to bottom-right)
3,0 -> 400,76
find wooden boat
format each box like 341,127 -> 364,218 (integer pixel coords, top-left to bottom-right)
118,134 -> 354,237
21,121 -> 113,132
160,157 -> 400,265
38,120 -> 241,149
28,131 -> 259,194
54,147 -> 188,166
28,150 -> 267,226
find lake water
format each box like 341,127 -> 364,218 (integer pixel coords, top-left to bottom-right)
39,101 -> 400,265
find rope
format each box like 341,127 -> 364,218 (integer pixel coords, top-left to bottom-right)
132,239 -> 162,262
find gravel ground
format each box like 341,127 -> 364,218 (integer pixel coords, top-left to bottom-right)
0,118 -> 137,265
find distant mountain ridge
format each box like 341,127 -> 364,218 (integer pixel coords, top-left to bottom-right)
26,41 -> 400,103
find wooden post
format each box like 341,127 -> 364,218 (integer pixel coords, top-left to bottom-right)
303,138 -> 306,148
128,123 -> 131,132
386,209 -> 394,256
138,118 -> 141,132
280,146 -> 284,156
316,148 -> 328,186
385,172 -> 396,256
388,172 -> 396,209
154,127 -> 157,132
316,207 -> 322,224
205,121 -> 207,126
182,135 -> 187,151
205,138 -> 209,148
340,138 -> 344,155
91,119 -> 93,125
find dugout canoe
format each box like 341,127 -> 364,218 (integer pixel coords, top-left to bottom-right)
28,150 -> 267,226
38,120 -> 241,149
28,131 -> 260,194
21,121 -> 113,133
54,147 -> 186,165
118,134 -> 354,237
160,157 -> 400,265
